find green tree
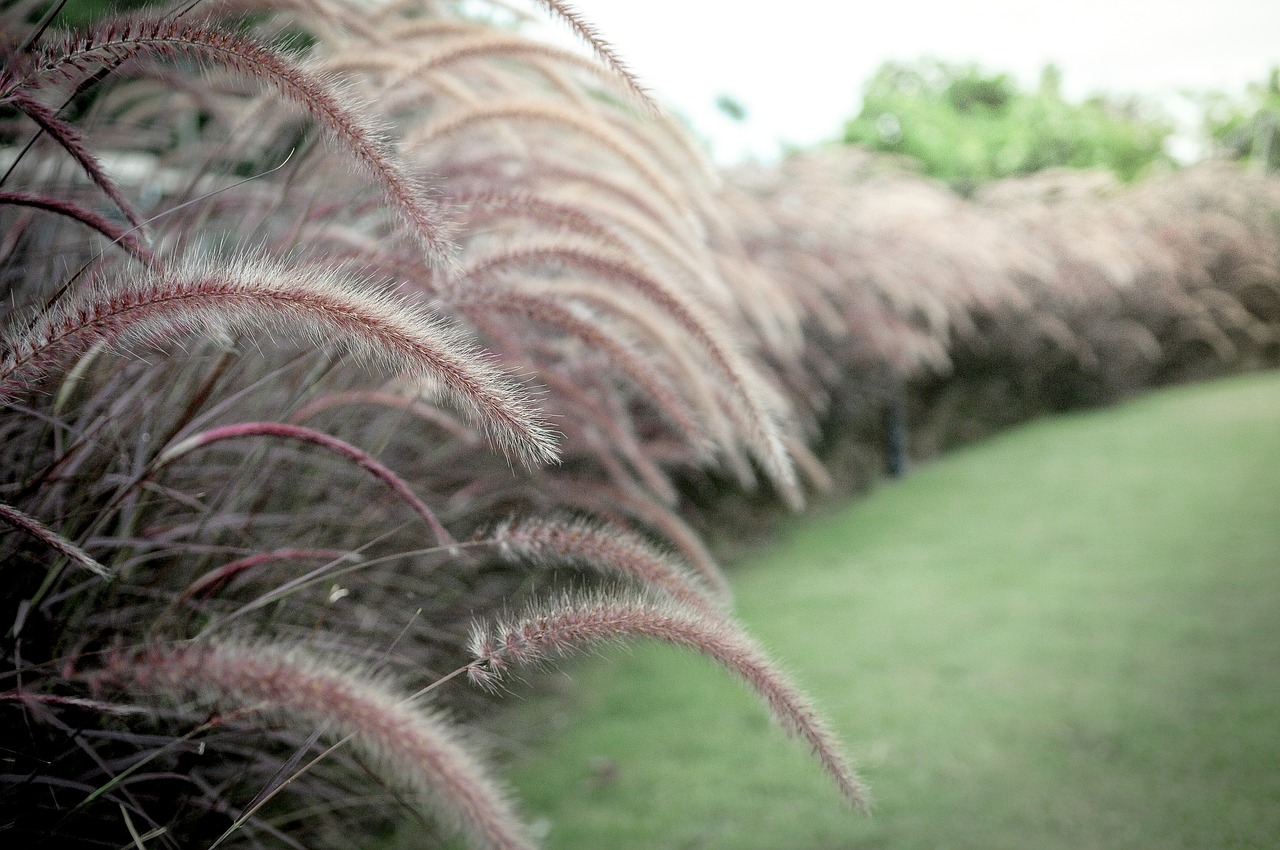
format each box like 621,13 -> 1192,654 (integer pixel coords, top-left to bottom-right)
841,60 -> 1174,190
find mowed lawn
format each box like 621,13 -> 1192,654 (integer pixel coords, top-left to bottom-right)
494,371 -> 1280,850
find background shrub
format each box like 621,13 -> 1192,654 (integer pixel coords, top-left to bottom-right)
840,60 -> 1175,190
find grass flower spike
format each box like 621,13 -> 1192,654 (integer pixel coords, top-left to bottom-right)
467,591 -> 868,810
0,253 -> 559,467
99,641 -> 536,850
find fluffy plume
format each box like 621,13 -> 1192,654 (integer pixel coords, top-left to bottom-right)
487,515 -> 725,612
456,241 -> 799,501
446,284 -> 708,448
23,15 -> 458,267
468,591 -> 868,810
527,0 -> 656,114
97,641 -> 536,850
407,101 -> 688,214
0,253 -> 559,467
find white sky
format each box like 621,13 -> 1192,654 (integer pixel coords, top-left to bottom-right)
528,1 -> 1280,163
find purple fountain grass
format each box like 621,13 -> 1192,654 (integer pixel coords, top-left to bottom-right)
96,640 -> 536,850
156,421 -> 455,547
406,100 -> 689,216
0,189 -> 157,264
376,16 -> 496,46
211,0 -> 390,44
456,239 -> 801,504
526,0 -> 655,115
20,14 -> 459,268
454,188 -> 730,324
455,153 -> 696,247
387,35 -> 647,107
531,364 -> 683,503
1,89 -> 150,232
523,278 -> 753,477
537,476 -> 734,601
176,548 -> 354,603
467,590 -> 868,811
449,186 -> 724,331
486,515 -> 725,613
0,252 -> 559,467
445,283 -> 708,449
0,500 -> 109,577
450,189 -> 626,249
23,4 -> 1280,848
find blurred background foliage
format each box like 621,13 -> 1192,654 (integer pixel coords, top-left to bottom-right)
840,60 -> 1176,191
839,59 -> 1280,191
1199,67 -> 1280,173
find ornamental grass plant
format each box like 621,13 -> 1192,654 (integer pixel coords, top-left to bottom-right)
3,3 -> 1280,849
0,3 -> 834,846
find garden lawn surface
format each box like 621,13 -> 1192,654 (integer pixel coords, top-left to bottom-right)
496,371 -> 1280,850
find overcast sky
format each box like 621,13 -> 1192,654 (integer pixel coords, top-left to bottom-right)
529,1 -> 1280,163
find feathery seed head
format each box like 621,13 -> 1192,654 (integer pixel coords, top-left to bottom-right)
468,591 -> 868,810
99,640 -> 538,850
487,515 -> 725,612
1,253 -> 559,467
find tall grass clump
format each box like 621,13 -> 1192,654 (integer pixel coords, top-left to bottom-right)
721,147 -> 1280,489
0,2 -> 851,847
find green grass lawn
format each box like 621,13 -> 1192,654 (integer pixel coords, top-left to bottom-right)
493,371 -> 1280,850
